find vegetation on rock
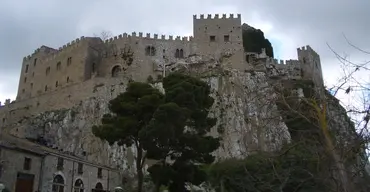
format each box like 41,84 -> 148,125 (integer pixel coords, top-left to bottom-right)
205,80 -> 369,192
242,23 -> 274,58
92,73 -> 220,192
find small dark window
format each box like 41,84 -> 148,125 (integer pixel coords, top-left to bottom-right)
45,85 -> 48,91
34,58 -> 37,66
56,62 -> 61,70
175,49 -> 179,58
23,157 -> 31,170
302,58 -> 306,64
32,72 -> 34,77
92,63 -> 96,73
179,49 -> 184,58
55,81 -> 59,87
67,77 -> 70,83
25,65 -> 29,73
22,89 -> 25,93
98,168 -> 102,178
46,67 -> 50,75
77,163 -> 83,174
67,57 -> 72,66
210,36 -> 216,42
57,157 -> 64,170
145,46 -> 156,56
224,35 -> 230,42
24,77 -> 27,83
30,83 -> 33,89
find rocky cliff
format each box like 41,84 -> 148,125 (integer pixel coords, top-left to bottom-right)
3,56 -> 292,176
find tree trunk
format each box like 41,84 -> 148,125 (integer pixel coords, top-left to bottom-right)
136,147 -> 144,192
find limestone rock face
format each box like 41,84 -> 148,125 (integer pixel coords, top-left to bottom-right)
5,55 -> 292,175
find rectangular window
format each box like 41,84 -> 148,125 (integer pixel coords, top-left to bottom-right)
57,62 -> 61,70
98,168 -> 102,178
30,83 -> 33,89
224,35 -> 230,42
23,157 -> 31,170
25,65 -> 29,73
210,35 -> 216,42
57,157 -> 64,170
77,163 -> 83,174
46,67 -> 50,75
24,77 -> 27,83
34,58 -> 37,66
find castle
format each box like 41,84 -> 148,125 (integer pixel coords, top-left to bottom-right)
0,13 -> 332,191
12,13 -> 322,102
0,13 -> 324,128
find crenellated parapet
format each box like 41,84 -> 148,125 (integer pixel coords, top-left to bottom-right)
193,13 -> 241,20
297,45 -> 320,59
104,32 -> 194,44
23,36 -> 87,62
266,58 -> 301,66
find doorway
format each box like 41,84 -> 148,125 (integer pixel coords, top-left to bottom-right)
15,172 -> 35,192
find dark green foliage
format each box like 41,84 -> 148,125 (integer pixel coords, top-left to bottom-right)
206,143 -> 329,192
242,24 -> 274,57
141,73 -> 220,191
92,82 -> 164,192
92,82 -> 164,146
206,80 -> 333,192
93,73 -> 220,192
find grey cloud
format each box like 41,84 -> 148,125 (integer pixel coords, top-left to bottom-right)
0,0 -> 368,102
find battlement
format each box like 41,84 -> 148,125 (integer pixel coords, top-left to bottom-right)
266,58 -> 301,66
297,45 -> 320,57
104,32 -> 194,44
23,36 -> 87,62
193,13 -> 241,20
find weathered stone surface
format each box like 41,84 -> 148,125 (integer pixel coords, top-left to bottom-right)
5,63 -> 291,176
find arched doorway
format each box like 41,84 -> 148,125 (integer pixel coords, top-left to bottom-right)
111,65 -> 121,77
73,179 -> 84,192
92,182 -> 104,192
52,175 -> 65,192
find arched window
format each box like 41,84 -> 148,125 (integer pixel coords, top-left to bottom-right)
74,179 -> 84,192
111,65 -> 121,77
52,175 -> 64,192
92,182 -> 104,192
150,46 -> 156,56
175,49 -> 179,58
145,46 -> 156,56
179,49 -> 184,58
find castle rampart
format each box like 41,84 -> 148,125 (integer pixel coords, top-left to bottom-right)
105,32 -> 194,43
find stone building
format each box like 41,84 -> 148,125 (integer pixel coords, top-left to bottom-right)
0,133 -> 120,192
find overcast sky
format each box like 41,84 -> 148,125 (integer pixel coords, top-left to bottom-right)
0,0 -> 369,104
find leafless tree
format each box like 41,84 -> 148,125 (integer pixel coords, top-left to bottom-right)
94,30 -> 113,41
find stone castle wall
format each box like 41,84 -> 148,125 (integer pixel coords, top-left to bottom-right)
15,14 -> 245,103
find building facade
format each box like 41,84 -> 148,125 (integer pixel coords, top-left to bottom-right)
0,134 -> 120,192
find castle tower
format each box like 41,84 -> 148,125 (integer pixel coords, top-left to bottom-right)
297,45 -> 324,86
193,14 -> 245,70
